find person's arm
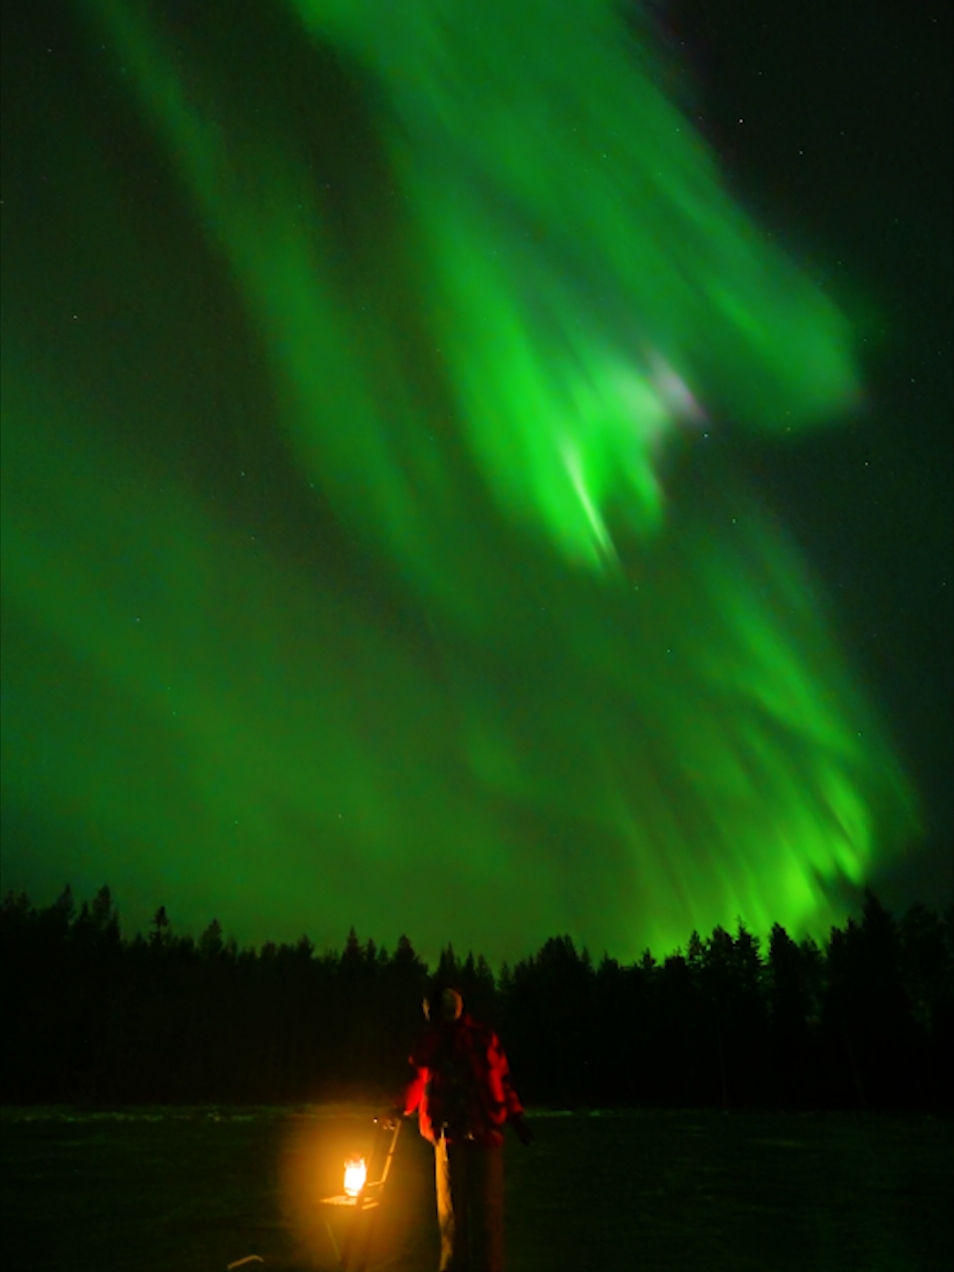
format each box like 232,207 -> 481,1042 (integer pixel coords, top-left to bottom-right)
387,1027 -> 437,1123
489,1030 -> 533,1144
380,1057 -> 425,1128
401,1061 -> 426,1117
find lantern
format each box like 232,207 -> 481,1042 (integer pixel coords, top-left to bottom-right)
343,1155 -> 367,1199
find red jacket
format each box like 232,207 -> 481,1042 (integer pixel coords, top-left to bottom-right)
401,1013 -> 524,1147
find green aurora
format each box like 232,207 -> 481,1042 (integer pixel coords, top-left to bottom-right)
0,0 -> 917,961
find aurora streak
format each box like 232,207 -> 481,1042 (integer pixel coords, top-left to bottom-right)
0,0 -> 917,960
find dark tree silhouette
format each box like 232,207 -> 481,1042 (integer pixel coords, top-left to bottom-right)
1,885 -> 951,1110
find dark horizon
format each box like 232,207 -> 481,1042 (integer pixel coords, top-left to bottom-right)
3,881 -> 952,1113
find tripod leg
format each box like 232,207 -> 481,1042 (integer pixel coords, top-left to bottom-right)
342,1119 -> 403,1272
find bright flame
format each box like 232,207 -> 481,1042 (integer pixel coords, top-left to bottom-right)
343,1156 -> 367,1198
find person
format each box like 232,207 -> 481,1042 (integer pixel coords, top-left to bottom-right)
391,985 -> 531,1272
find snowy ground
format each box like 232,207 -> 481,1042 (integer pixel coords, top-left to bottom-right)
1,1104 -> 951,1270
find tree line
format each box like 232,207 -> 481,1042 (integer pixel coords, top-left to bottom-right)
1,886 -> 951,1110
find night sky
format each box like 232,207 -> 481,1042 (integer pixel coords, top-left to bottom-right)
1,0 -> 950,965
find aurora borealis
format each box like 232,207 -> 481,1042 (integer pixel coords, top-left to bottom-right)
1,0 -> 950,962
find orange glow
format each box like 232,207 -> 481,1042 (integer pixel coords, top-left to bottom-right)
343,1156 -> 367,1198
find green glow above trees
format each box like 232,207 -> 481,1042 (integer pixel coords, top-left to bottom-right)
0,0 -> 915,960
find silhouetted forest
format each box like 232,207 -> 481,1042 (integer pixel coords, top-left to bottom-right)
1,886 -> 951,1110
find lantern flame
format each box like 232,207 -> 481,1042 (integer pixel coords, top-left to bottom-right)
343,1156 -> 367,1198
